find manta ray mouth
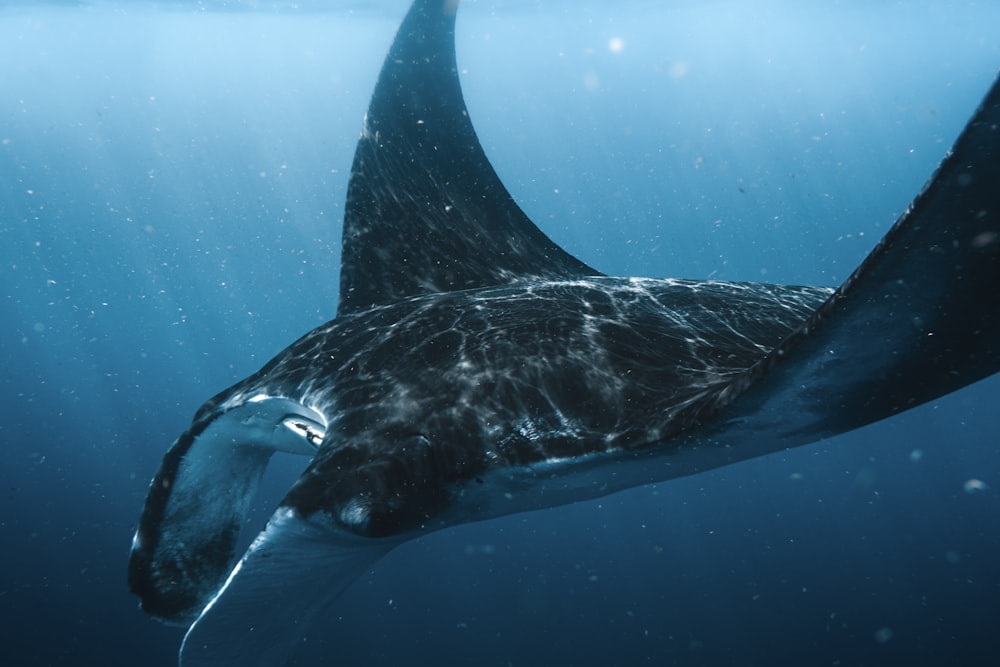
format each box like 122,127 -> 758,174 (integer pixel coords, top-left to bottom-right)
242,392 -> 327,453
281,415 -> 326,448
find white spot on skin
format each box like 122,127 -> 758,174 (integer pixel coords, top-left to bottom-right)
340,498 -> 370,529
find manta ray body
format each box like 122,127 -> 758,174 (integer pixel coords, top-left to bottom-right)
128,0 -> 1000,664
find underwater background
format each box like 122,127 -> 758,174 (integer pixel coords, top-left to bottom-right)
2,0 -> 999,665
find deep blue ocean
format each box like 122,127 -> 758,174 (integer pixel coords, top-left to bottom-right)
2,1 -> 999,665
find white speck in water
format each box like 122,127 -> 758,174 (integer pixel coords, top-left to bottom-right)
874,627 -> 894,644
963,478 -> 988,494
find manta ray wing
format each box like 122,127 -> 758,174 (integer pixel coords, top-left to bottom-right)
337,0 -> 599,315
716,74 -> 1000,446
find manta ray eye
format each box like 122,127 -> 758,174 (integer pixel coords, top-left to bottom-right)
281,417 -> 326,446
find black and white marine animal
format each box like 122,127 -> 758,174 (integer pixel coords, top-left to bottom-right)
128,0 -> 1000,664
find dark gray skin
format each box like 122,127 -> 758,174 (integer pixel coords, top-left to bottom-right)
127,0 -> 1000,664
253,278 -> 832,534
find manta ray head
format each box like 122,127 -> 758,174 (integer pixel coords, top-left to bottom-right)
282,430 -> 458,539
127,395 -> 327,624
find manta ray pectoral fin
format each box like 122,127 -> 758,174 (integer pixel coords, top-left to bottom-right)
720,73 -> 1000,444
337,0 -> 599,315
179,507 -> 394,667
128,397 -> 327,625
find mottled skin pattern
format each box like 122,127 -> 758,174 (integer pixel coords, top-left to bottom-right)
203,278 -> 831,536
130,276 -> 828,624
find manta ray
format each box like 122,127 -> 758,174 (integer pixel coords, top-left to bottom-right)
129,0 -> 1000,664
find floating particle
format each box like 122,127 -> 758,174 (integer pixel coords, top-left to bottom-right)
963,479 -> 988,494
874,627 -> 894,643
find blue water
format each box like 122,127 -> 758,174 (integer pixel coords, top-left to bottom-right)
2,1 -> 999,665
